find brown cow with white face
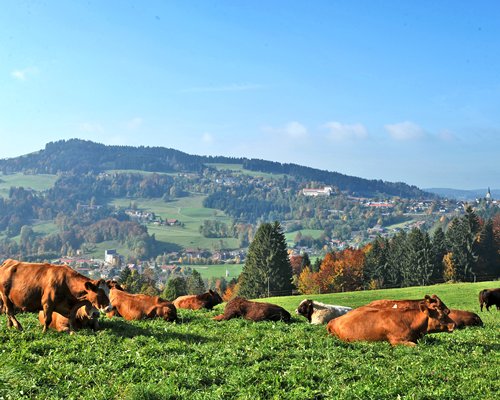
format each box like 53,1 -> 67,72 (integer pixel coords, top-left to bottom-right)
106,280 -> 177,322
0,259 -> 111,333
38,302 -> 100,333
327,295 -> 455,346
173,290 -> 223,310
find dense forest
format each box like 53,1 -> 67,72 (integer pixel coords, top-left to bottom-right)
0,139 -> 431,198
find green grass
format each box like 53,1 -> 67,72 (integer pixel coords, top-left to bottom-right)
0,281 -> 498,399
110,195 -> 239,251
205,163 -> 285,180
190,264 -> 243,280
284,229 -> 324,245
0,173 -> 57,197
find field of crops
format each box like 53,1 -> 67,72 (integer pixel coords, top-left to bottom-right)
1,281 -> 498,399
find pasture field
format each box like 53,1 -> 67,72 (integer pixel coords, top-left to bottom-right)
110,195 -> 239,251
0,282 -> 498,399
205,163 -> 285,180
0,173 -> 58,198
190,263 -> 243,280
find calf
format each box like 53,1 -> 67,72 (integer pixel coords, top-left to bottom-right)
479,288 -> 500,311
173,290 -> 223,310
38,303 -> 100,333
448,309 -> 483,329
295,299 -> 352,324
0,259 -> 111,333
213,297 -> 291,322
327,297 -> 455,346
106,280 -> 177,321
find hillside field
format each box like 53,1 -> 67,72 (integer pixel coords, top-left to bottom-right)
0,281 -> 498,399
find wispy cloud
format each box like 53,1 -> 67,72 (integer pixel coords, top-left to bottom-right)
323,121 -> 368,141
262,121 -> 309,139
11,66 -> 39,81
181,83 -> 263,93
385,121 -> 425,141
201,132 -> 214,144
126,117 -> 143,130
437,129 -> 457,142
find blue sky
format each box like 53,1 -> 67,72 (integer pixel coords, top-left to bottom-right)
1,1 -> 499,190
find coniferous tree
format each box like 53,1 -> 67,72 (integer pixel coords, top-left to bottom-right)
431,227 -> 447,282
476,219 -> 498,278
239,221 -> 293,298
363,236 -> 388,288
186,270 -> 206,294
163,276 -> 188,301
406,228 -> 434,286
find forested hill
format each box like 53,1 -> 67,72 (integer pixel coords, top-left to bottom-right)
0,138 -> 431,198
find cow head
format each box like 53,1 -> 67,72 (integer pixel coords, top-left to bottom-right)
296,299 -> 314,322
208,290 -> 223,308
106,279 -> 125,291
419,295 -> 455,333
83,280 -> 112,313
77,302 -> 100,320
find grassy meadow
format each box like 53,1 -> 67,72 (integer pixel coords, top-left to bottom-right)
0,281 -> 498,399
110,195 -> 239,251
0,173 -> 58,198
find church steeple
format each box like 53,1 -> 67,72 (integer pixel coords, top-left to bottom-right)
486,187 -> 492,202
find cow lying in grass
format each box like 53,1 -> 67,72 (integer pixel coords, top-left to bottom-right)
214,297 -> 291,322
106,281 -> 177,322
38,303 -> 100,333
295,299 -> 352,324
327,294 -> 455,346
173,290 -> 223,310
365,296 -> 483,329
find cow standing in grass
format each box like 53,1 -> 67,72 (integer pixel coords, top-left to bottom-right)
0,259 -> 111,333
479,288 -> 500,311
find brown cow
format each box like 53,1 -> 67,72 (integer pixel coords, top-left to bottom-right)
173,290 -> 223,310
0,259 -> 111,333
106,280 -> 177,321
38,302 -> 100,333
479,288 -> 500,311
327,296 -> 455,346
213,297 -> 291,322
365,296 -> 483,329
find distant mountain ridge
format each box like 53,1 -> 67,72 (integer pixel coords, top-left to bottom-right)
425,188 -> 499,201
0,138 -> 432,198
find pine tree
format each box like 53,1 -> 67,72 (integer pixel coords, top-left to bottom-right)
186,270 -> 206,294
163,276 -> 187,301
431,227 -> 447,282
239,221 -> 293,298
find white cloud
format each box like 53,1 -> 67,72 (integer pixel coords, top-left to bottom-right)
11,67 -> 39,81
201,132 -> 214,144
126,117 -> 143,130
385,121 -> 425,141
181,83 -> 263,93
323,121 -> 368,141
261,121 -> 309,139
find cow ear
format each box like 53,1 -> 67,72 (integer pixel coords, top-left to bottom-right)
424,294 -> 431,301
209,289 -> 214,294
419,302 -> 429,314
84,281 -> 98,292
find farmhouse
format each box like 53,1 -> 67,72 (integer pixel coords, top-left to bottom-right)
302,186 -> 333,197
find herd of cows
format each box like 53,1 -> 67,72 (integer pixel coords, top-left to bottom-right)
0,259 -> 498,346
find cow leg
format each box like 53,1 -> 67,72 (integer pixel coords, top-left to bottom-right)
42,302 -> 55,333
2,295 -> 23,331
